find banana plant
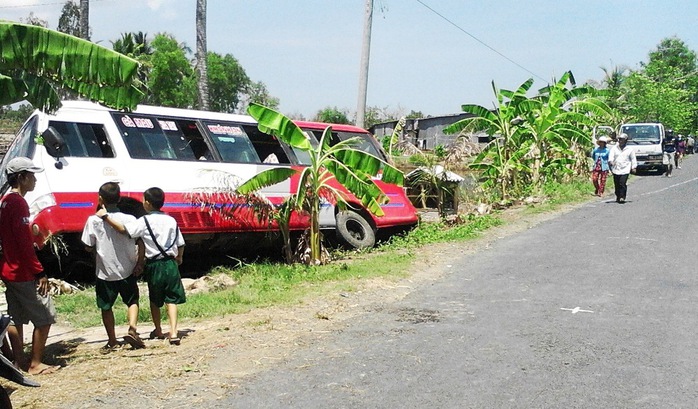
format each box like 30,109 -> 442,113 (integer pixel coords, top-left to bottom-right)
238,103 -> 404,265
444,79 -> 533,200
519,71 -> 612,186
0,22 -> 145,112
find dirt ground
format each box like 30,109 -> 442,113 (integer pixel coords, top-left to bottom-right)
4,204 -> 578,408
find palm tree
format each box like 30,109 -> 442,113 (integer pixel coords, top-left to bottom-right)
112,32 -> 152,57
79,0 -> 89,40
238,103 -> 404,265
195,0 -> 210,110
0,22 -> 144,112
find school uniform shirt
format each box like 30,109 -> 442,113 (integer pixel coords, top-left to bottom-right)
125,212 -> 185,260
0,192 -> 43,282
609,144 -> 637,175
81,211 -> 138,281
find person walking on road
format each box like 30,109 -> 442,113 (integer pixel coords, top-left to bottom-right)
609,133 -> 637,204
591,136 -> 611,196
676,135 -> 686,169
662,135 -> 676,177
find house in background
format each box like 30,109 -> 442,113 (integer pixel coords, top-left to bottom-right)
370,112 -> 492,150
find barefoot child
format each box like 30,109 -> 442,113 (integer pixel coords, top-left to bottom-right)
81,182 -> 145,350
97,187 -> 186,345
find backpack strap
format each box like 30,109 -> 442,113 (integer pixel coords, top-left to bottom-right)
143,215 -> 178,260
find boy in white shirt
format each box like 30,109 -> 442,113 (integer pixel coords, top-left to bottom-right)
82,182 -> 145,350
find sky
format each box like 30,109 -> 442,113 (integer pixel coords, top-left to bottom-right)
2,0 -> 698,119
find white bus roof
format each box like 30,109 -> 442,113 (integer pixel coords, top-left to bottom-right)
56,100 -> 257,124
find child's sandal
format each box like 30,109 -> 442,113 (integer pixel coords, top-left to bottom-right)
149,330 -> 166,340
168,337 -> 181,346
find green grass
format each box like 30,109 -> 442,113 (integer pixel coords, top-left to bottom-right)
521,178 -> 593,215
54,176 -> 591,329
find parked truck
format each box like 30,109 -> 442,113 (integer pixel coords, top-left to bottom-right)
618,122 -> 666,173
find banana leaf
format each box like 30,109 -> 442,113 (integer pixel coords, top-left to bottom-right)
332,147 -> 404,186
247,103 -> 312,150
0,73 -> 28,105
236,167 -> 298,195
0,22 -> 144,112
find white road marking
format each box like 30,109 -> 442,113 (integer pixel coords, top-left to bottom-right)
606,236 -> 658,242
561,307 -> 594,314
639,176 -> 698,196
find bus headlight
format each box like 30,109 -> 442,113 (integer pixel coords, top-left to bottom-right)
28,193 -> 56,220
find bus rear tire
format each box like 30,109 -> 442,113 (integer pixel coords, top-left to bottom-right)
336,210 -> 376,249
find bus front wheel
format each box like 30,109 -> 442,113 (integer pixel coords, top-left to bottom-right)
335,210 -> 376,249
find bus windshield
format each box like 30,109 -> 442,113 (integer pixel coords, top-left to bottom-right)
297,129 -> 386,166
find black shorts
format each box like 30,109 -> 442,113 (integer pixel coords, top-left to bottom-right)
95,275 -> 139,310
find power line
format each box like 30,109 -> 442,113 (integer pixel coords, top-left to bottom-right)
0,0 -> 111,9
414,0 -> 547,82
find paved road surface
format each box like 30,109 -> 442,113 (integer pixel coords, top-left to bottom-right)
224,157 -> 698,408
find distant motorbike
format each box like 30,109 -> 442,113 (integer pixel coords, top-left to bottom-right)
0,315 -> 39,409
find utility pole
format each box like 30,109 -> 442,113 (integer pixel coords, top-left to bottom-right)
356,0 -> 373,129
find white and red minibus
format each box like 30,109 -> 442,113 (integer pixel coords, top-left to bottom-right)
0,102 -> 417,275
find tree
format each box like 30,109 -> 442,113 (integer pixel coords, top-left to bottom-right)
593,64 -> 631,126
643,37 -> 697,81
406,110 -> 425,119
634,37 -> 698,132
21,12 -> 48,28
206,52 -> 250,113
0,22 -> 144,113
195,0 -> 209,110
57,1 -> 81,37
111,32 -> 152,86
145,33 -> 196,108
239,80 -> 279,112
237,103 -> 404,265
624,68 -> 693,131
112,32 -> 152,57
314,106 -> 351,124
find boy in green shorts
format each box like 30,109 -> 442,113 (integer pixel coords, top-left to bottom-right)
82,182 -> 145,350
98,187 -> 186,345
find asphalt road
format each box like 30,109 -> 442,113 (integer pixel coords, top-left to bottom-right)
225,157 -> 698,409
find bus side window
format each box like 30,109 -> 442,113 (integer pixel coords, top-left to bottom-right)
181,121 -> 213,161
143,128 -> 175,159
49,121 -> 114,158
80,124 -> 114,158
122,130 -> 151,159
243,125 -> 291,164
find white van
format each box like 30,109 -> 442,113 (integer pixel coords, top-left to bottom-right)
1,101 -> 418,275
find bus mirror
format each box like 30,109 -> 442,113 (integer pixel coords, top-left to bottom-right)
42,127 -> 66,159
